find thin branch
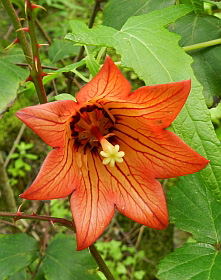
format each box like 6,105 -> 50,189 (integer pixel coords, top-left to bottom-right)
16,63 -> 58,70
4,8 -> 21,39
30,255 -> 45,280
0,153 -> 17,212
25,201 -> 45,234
0,211 -> 75,231
4,123 -> 26,169
135,225 -> 145,250
35,18 -> 52,44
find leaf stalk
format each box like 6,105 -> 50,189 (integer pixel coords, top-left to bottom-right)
183,38 -> 221,52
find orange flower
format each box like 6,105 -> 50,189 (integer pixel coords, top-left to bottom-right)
16,56 -> 209,250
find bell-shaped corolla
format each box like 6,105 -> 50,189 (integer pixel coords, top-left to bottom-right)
16,56 -> 209,250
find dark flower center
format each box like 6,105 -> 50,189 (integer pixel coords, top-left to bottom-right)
70,105 -> 114,149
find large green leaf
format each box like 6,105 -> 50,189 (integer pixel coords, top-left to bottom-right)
180,0 -> 204,13
42,234 -> 99,280
103,0 -> 175,30
0,58 -> 28,116
0,234 -> 39,280
158,243 -> 221,279
65,4 -> 221,201
169,14 -> 221,107
168,174 -> 221,243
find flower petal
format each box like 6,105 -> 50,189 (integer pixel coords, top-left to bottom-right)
20,138 -> 81,200
70,151 -> 115,250
70,148 -> 168,251
76,56 -> 131,104
101,80 -> 191,128
114,164 -> 168,230
15,100 -> 79,148
113,121 -> 209,179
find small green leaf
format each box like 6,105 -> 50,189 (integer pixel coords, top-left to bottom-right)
15,159 -> 24,169
42,234 -> 99,280
158,243 -> 221,279
9,153 -> 19,159
23,163 -> 31,171
0,234 -> 39,280
23,143 -> 34,150
48,40 -> 80,63
24,154 -> 38,160
55,94 -> 76,101
168,174 -> 221,244
134,270 -> 146,280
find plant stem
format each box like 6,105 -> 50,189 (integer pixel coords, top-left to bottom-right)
25,201 -> 45,234
183,38 -> 221,52
89,244 -> 115,280
0,153 -> 17,212
30,255 -> 45,280
0,211 -> 75,231
1,0 -> 32,65
4,123 -> 26,169
26,0 -> 47,104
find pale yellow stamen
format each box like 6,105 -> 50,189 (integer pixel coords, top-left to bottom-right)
100,140 -> 125,167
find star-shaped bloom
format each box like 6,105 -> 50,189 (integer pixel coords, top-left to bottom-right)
16,56 -> 209,250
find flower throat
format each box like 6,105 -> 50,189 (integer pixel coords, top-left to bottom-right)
70,104 -> 125,167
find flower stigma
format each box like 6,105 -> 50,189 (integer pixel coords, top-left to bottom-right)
90,125 -> 125,167
100,139 -> 125,167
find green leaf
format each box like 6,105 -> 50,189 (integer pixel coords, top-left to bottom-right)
157,243 -> 221,279
180,0 -> 204,14
9,153 -> 19,159
55,93 -> 77,101
25,154 -> 38,160
169,14 -> 221,107
134,270 -> 146,280
168,174 -> 221,243
66,5 -> 221,201
42,234 -> 100,280
15,159 -> 24,169
103,0 -> 175,30
48,40 -> 80,63
0,234 -> 39,280
8,270 -> 26,280
0,58 -> 28,116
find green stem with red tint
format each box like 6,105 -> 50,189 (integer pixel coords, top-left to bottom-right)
26,0 -> 47,104
2,0 -> 47,104
1,0 -> 32,65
